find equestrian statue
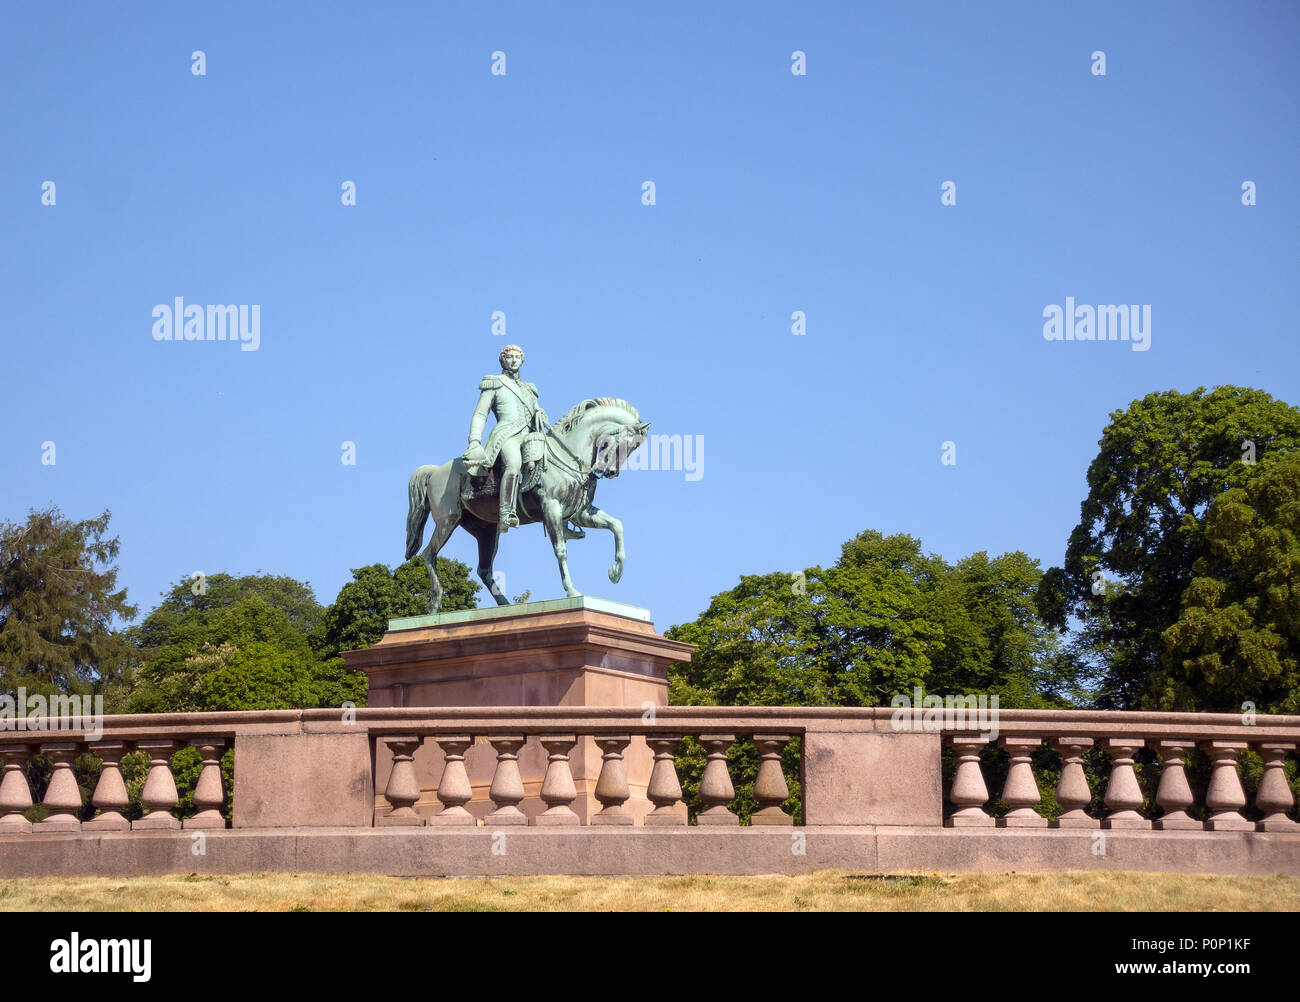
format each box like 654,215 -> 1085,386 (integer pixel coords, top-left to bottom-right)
405,344 -> 651,613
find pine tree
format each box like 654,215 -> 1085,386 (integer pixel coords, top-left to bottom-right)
0,507 -> 136,697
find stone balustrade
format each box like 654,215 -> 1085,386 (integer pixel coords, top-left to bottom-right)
936,709 -> 1300,833
0,706 -> 1295,877
0,718 -> 240,834
373,727 -> 795,828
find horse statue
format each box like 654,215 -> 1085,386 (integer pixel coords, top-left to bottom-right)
405,397 -> 650,612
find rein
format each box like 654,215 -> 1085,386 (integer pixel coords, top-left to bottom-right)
540,418 -> 607,481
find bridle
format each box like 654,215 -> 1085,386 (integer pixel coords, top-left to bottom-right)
541,419 -> 626,481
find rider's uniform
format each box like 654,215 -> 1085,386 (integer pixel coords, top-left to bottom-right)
466,373 -> 546,527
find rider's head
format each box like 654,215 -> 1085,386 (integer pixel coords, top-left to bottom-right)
499,345 -> 524,370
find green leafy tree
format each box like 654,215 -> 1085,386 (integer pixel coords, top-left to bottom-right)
670,531 -> 1076,710
924,551 -> 1085,707
669,535 -> 933,709
1157,453 -> 1300,713
131,572 -> 323,654
200,642 -> 329,710
127,575 -> 363,712
128,559 -> 478,712
1041,386 -> 1300,708
312,557 -> 478,660
0,507 -> 135,698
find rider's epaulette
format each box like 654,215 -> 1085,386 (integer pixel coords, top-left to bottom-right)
479,375 -> 501,390
523,381 -> 538,396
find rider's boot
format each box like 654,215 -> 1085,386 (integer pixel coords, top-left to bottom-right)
497,471 -> 521,532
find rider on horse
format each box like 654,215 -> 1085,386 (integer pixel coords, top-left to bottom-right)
461,344 -> 548,532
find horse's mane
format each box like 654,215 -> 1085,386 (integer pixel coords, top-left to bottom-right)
552,397 -> 641,435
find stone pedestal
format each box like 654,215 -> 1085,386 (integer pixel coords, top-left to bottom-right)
343,597 -> 695,824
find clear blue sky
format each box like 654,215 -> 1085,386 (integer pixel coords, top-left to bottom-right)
3,1 -> 1297,634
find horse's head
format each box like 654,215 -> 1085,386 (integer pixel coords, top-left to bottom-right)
593,420 -> 650,477
551,398 -> 648,479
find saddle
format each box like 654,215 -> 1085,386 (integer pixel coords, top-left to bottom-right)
461,432 -> 547,502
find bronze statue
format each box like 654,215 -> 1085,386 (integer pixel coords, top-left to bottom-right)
460,344 -> 546,530
406,347 -> 650,611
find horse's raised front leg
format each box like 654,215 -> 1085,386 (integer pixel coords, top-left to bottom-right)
572,503 -> 625,584
542,497 -> 581,598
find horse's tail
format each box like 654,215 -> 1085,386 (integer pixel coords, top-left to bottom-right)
405,469 -> 430,561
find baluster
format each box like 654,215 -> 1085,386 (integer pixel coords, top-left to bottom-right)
487,735 -> 528,825
1101,739 -> 1150,829
946,736 -> 994,827
133,739 -> 183,830
185,738 -> 228,829
592,735 -> 634,825
427,735 -> 476,826
751,734 -> 794,825
83,741 -> 131,831
644,735 -> 686,826
1150,739 -> 1200,830
0,745 -> 34,833
696,734 -> 739,826
378,736 -> 425,826
1255,744 -> 1300,833
1049,737 -> 1096,828
1202,741 -> 1252,831
38,743 -> 83,832
998,737 -> 1047,827
534,734 -> 580,826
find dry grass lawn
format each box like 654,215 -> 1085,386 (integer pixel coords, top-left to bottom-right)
0,870 -> 1296,911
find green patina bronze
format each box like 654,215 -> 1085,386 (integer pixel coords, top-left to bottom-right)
406,345 -> 651,612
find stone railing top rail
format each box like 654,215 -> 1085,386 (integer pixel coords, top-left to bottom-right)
0,706 -> 1296,744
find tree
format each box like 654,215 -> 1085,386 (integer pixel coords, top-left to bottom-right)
131,572 -> 322,654
1042,386 -> 1300,708
312,557 -> 479,660
669,530 -> 1075,710
923,551 -> 1085,707
126,575 -> 362,712
127,558 -> 479,712
0,507 -> 135,697
1157,453 -> 1300,713
200,642 -> 334,711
